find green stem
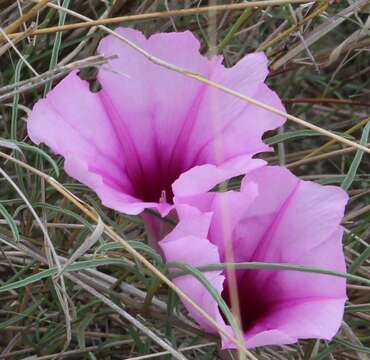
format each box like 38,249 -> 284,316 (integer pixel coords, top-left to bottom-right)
168,261 -> 370,286
217,8 -> 252,54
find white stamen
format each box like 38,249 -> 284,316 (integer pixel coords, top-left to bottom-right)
159,190 -> 167,204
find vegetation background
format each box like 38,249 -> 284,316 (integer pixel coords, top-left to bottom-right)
0,0 -> 369,359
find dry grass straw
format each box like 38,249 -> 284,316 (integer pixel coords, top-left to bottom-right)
3,0 -> 315,40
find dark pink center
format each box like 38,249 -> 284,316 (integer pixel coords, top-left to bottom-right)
222,271 -> 272,332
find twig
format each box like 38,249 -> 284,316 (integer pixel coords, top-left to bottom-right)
284,98 -> 370,107
258,0 -> 329,51
65,274 -> 188,360
287,143 -> 370,168
125,343 -> 216,360
5,0 -> 315,40
343,204 -> 370,222
217,7 -> 252,53
271,0 -> 369,69
0,219 -> 85,228
0,55 -> 111,102
0,23 -> 36,57
2,340 -> 133,360
0,0 -> 49,40
0,27 -> 38,76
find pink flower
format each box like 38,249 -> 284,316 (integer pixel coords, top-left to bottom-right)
160,166 -> 348,348
27,28 -> 284,216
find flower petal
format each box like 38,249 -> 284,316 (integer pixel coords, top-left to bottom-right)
161,204 -> 213,242
27,71 -> 173,215
172,158 -> 263,197
65,157 -> 172,215
191,81 -> 286,165
230,166 -> 348,345
242,330 -> 296,349
97,29 -> 212,201
29,28 -> 286,215
239,229 -> 347,346
244,297 -> 346,348
27,71 -> 128,192
174,183 -> 259,259
98,28 -> 285,197
159,209 -> 230,334
238,166 -> 348,262
27,72 -> 130,207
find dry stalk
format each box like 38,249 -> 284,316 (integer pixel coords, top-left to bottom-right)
5,0 -> 316,40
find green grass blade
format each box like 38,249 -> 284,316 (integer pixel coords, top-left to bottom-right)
166,261 -> 245,348
170,261 -> 370,286
0,202 -> 20,242
341,121 -> 370,190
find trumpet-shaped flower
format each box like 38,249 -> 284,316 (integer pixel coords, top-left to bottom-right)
27,28 -> 284,215
160,166 -> 348,348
